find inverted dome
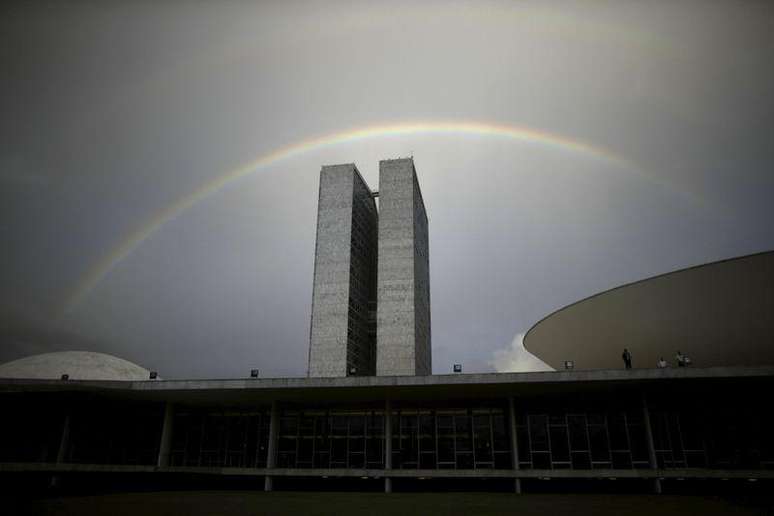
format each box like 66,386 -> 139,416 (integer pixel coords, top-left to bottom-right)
0,351 -> 151,381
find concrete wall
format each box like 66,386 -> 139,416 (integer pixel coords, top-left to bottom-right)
377,158 -> 431,376
308,165 -> 356,377
308,164 -> 378,377
412,171 -> 431,375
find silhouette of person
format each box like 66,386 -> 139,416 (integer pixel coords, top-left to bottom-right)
622,348 -> 633,370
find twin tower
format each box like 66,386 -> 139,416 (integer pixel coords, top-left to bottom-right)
308,158 -> 431,377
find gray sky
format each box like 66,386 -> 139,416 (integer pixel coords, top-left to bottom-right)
2,0 -> 773,378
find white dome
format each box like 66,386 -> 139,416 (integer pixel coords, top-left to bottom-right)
0,351 -> 152,381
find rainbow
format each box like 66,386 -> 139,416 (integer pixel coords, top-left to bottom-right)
60,120 -> 636,314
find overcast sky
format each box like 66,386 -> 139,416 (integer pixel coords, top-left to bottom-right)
2,1 -> 773,378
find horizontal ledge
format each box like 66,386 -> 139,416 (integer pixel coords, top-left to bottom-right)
3,366 -> 774,396
2,463 -> 773,479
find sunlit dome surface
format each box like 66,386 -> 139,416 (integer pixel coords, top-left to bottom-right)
0,351 -> 151,381
524,251 -> 774,370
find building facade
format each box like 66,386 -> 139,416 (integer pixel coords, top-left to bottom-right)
308,158 -> 431,378
2,367 -> 773,494
308,164 -> 378,377
377,159 -> 431,376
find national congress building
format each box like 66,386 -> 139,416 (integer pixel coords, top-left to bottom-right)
1,159 -> 773,496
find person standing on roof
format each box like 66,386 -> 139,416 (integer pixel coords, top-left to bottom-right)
676,351 -> 686,367
622,348 -> 633,370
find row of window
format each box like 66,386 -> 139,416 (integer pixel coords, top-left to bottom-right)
170,413 -> 271,468
515,412 -> 651,470
347,195 -> 377,378
3,402 -> 773,471
650,411 -> 774,469
275,409 -> 512,469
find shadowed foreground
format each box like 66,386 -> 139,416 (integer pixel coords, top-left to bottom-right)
8,492 -> 766,516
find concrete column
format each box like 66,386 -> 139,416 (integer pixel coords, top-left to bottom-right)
56,413 -> 71,463
384,399 -> 392,493
264,401 -> 279,492
508,397 -> 522,494
156,403 -> 175,467
50,413 -> 71,488
641,392 -> 662,494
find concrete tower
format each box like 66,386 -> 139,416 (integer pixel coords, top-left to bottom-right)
308,164 -> 378,377
377,158 -> 431,376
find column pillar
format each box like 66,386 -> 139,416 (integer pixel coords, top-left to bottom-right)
56,413 -> 71,464
157,403 -> 175,467
384,399 -> 392,493
264,401 -> 279,492
641,392 -> 662,494
50,412 -> 71,488
508,397 -> 522,494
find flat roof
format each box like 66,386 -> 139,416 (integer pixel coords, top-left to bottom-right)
2,366 -> 772,406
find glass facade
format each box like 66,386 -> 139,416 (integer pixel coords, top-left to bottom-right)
169,409 -> 271,468
392,409 -> 511,469
271,408 -> 511,470
277,410 -> 384,468
650,409 -> 774,470
346,172 -> 378,376
515,410 -> 651,470
65,404 -> 161,465
161,403 -> 774,471
2,391 -> 773,473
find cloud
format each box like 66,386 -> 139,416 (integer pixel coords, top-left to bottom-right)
489,332 -> 554,373
0,156 -> 49,190
0,305 -> 104,364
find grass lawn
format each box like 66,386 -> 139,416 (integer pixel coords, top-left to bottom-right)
7,491 -> 768,516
